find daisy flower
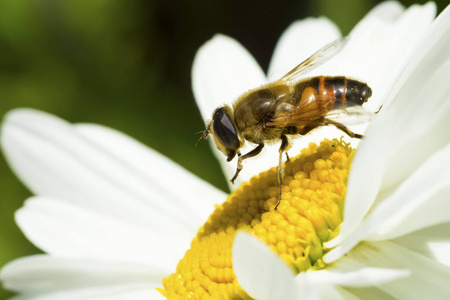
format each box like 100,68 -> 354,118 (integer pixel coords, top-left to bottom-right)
0,2 -> 443,299
232,3 -> 450,300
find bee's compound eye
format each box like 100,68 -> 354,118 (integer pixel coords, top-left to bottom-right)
212,108 -> 240,151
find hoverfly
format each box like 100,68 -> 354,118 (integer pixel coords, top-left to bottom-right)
203,37 -> 373,209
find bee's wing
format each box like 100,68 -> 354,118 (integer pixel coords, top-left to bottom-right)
323,105 -> 374,125
280,37 -> 348,83
267,97 -> 373,128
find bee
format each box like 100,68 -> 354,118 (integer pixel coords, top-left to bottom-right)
203,37 -> 374,209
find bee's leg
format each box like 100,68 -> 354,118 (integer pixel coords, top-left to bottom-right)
285,152 -> 290,162
275,134 -> 289,210
230,143 -> 264,184
375,105 -> 383,114
297,125 -> 318,136
324,118 -> 364,139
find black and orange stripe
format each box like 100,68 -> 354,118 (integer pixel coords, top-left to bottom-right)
294,76 -> 371,111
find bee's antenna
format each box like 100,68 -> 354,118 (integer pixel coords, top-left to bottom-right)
195,130 -> 208,147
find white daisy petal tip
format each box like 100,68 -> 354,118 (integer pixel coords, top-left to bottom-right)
268,16 -> 341,79
2,107 -> 45,122
367,0 -> 404,21
192,32 -> 265,123
232,231 -> 298,300
194,34 -> 239,62
1,107 -> 59,141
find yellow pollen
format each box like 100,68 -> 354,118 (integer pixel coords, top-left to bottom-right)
160,138 -> 353,299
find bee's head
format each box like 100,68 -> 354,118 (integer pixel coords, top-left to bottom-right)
204,105 -> 242,161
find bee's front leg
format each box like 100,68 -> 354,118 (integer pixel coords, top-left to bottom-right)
230,143 -> 264,184
275,134 -> 290,210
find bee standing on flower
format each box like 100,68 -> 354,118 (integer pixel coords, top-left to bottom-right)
203,37 -> 374,208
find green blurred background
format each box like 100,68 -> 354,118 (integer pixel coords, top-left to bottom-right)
0,0 -> 446,297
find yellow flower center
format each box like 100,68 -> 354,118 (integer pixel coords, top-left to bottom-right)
160,138 -> 353,299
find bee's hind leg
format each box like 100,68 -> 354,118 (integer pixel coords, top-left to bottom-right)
275,134 -> 290,210
324,118 -> 364,139
230,143 -> 264,184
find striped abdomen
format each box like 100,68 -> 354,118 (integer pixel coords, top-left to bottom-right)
293,76 -> 372,112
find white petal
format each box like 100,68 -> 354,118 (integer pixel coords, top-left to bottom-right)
15,197 -> 185,271
378,4 -> 450,193
8,287 -> 163,300
317,286 -> 359,300
268,17 -> 341,80
392,223 -> 450,267
344,287 -> 396,300
367,143 -> 450,240
1,109 -> 223,237
304,246 -> 410,290
192,34 -> 266,122
327,3 -> 449,248
302,267 -> 409,288
331,241 -> 450,299
294,276 -> 359,300
232,232 -> 298,300
1,255 -> 162,298
74,123 -> 226,221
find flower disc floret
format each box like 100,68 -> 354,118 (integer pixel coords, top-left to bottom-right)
161,139 -> 353,299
